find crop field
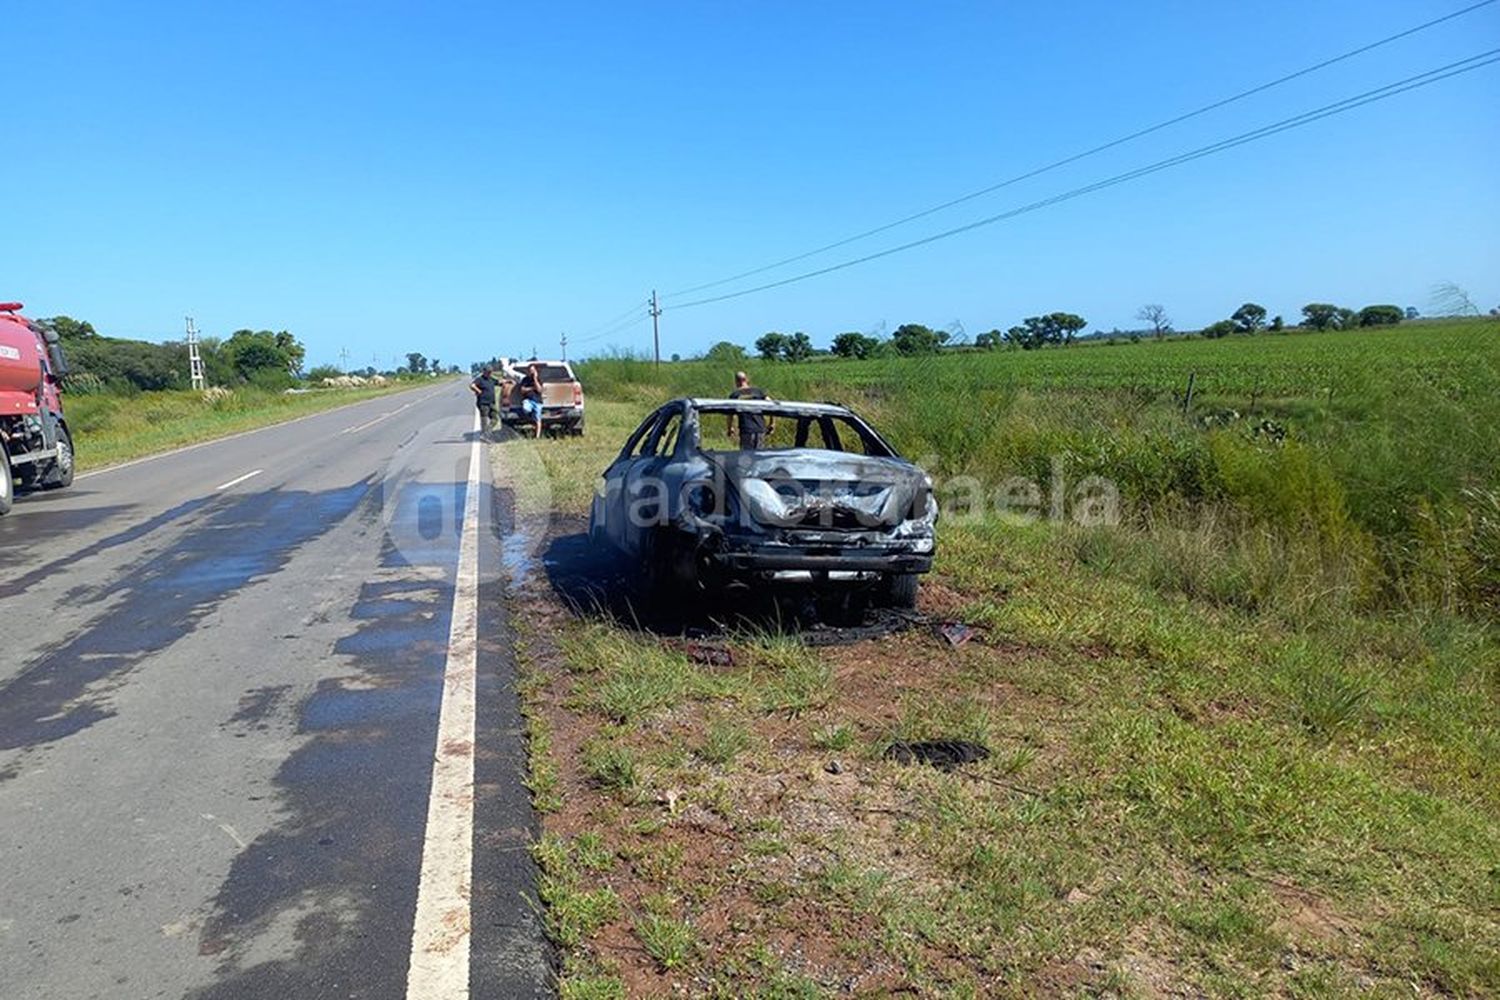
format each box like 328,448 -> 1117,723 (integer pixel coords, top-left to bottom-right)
501,319 -> 1498,998
587,319 -> 1492,399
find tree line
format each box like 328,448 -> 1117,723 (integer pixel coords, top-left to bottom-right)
713,313 -> 1096,361
42,316 -> 309,392
38,316 -> 448,393
1193,302 -> 1409,339
696,296 -> 1437,364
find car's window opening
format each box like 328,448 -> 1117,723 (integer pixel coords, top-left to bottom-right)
697,406 -> 892,457
622,410 -> 662,459
651,410 -> 684,457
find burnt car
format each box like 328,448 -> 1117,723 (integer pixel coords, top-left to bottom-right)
588,397 -> 936,607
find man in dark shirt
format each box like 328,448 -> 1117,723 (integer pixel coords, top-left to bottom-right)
726,370 -> 773,449
470,367 -> 498,438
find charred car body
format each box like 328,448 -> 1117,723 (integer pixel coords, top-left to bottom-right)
589,398 -> 936,606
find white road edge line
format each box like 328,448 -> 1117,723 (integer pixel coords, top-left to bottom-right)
75,383 -> 454,480
214,469 -> 264,491
341,401 -> 415,435
406,408 -> 481,999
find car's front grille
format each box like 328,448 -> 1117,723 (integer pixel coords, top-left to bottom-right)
795,507 -> 870,530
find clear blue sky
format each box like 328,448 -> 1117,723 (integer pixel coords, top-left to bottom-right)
6,0 -> 1498,368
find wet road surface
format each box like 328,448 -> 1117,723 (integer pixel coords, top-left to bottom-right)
0,382 -> 550,999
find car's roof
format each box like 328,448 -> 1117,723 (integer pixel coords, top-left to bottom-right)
685,397 -> 854,415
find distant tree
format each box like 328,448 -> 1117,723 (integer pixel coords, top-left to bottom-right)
306,364 -> 343,381
1135,304 -> 1172,338
781,332 -> 814,362
704,340 -> 747,363
1201,320 -> 1237,339
40,316 -> 99,340
1049,312 -> 1088,345
1404,306 -> 1420,320
1269,315 -> 1285,331
1007,318 -> 1044,350
831,331 -> 880,359
754,332 -> 787,360
1002,313 -> 1087,350
1231,302 -> 1267,333
670,352 -> 681,362
271,332 -> 305,376
890,323 -> 948,356
429,357 -> 441,373
223,329 -> 304,380
1430,282 -> 1479,317
973,329 -> 1004,350
1357,305 -> 1404,327
405,351 -> 427,374
65,336 -> 187,390
1301,303 -> 1344,331
1003,324 -> 1037,350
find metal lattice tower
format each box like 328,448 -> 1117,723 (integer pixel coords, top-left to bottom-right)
186,317 -> 205,390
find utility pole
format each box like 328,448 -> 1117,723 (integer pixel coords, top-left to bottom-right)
339,347 -> 350,371
649,290 -> 662,368
560,332 -> 568,362
185,317 -> 205,390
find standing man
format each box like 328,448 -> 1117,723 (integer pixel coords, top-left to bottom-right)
518,362 -> 545,440
470,366 -> 498,438
725,370 -> 773,449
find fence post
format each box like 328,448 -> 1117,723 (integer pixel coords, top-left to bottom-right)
1182,371 -> 1196,416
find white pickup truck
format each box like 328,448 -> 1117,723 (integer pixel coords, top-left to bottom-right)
499,360 -> 585,436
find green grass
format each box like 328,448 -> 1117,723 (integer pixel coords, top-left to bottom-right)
533,833 -> 623,948
698,717 -> 752,765
634,909 -> 697,971
63,380 -> 436,471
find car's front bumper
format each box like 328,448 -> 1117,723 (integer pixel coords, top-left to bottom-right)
712,547 -> 933,574
700,527 -> 934,576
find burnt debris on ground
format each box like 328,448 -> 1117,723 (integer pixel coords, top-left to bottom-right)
884,739 -> 992,772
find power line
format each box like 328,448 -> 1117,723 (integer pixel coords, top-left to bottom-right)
668,49 -> 1500,311
575,300 -> 649,339
573,312 -> 649,346
664,0 -> 1499,300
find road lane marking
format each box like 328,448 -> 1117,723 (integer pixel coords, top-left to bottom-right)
214,469 -> 263,491
75,383 -> 456,480
406,409 -> 481,999
341,401 -> 415,435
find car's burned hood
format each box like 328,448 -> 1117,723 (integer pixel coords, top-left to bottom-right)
709,450 -> 932,530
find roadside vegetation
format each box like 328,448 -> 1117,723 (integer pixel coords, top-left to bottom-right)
64,383 -> 425,472
34,313 -> 452,471
501,316 -> 1499,996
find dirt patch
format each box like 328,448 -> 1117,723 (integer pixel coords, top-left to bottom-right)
1268,881 -> 1356,944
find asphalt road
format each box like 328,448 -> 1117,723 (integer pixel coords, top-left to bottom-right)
0,381 -> 551,999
